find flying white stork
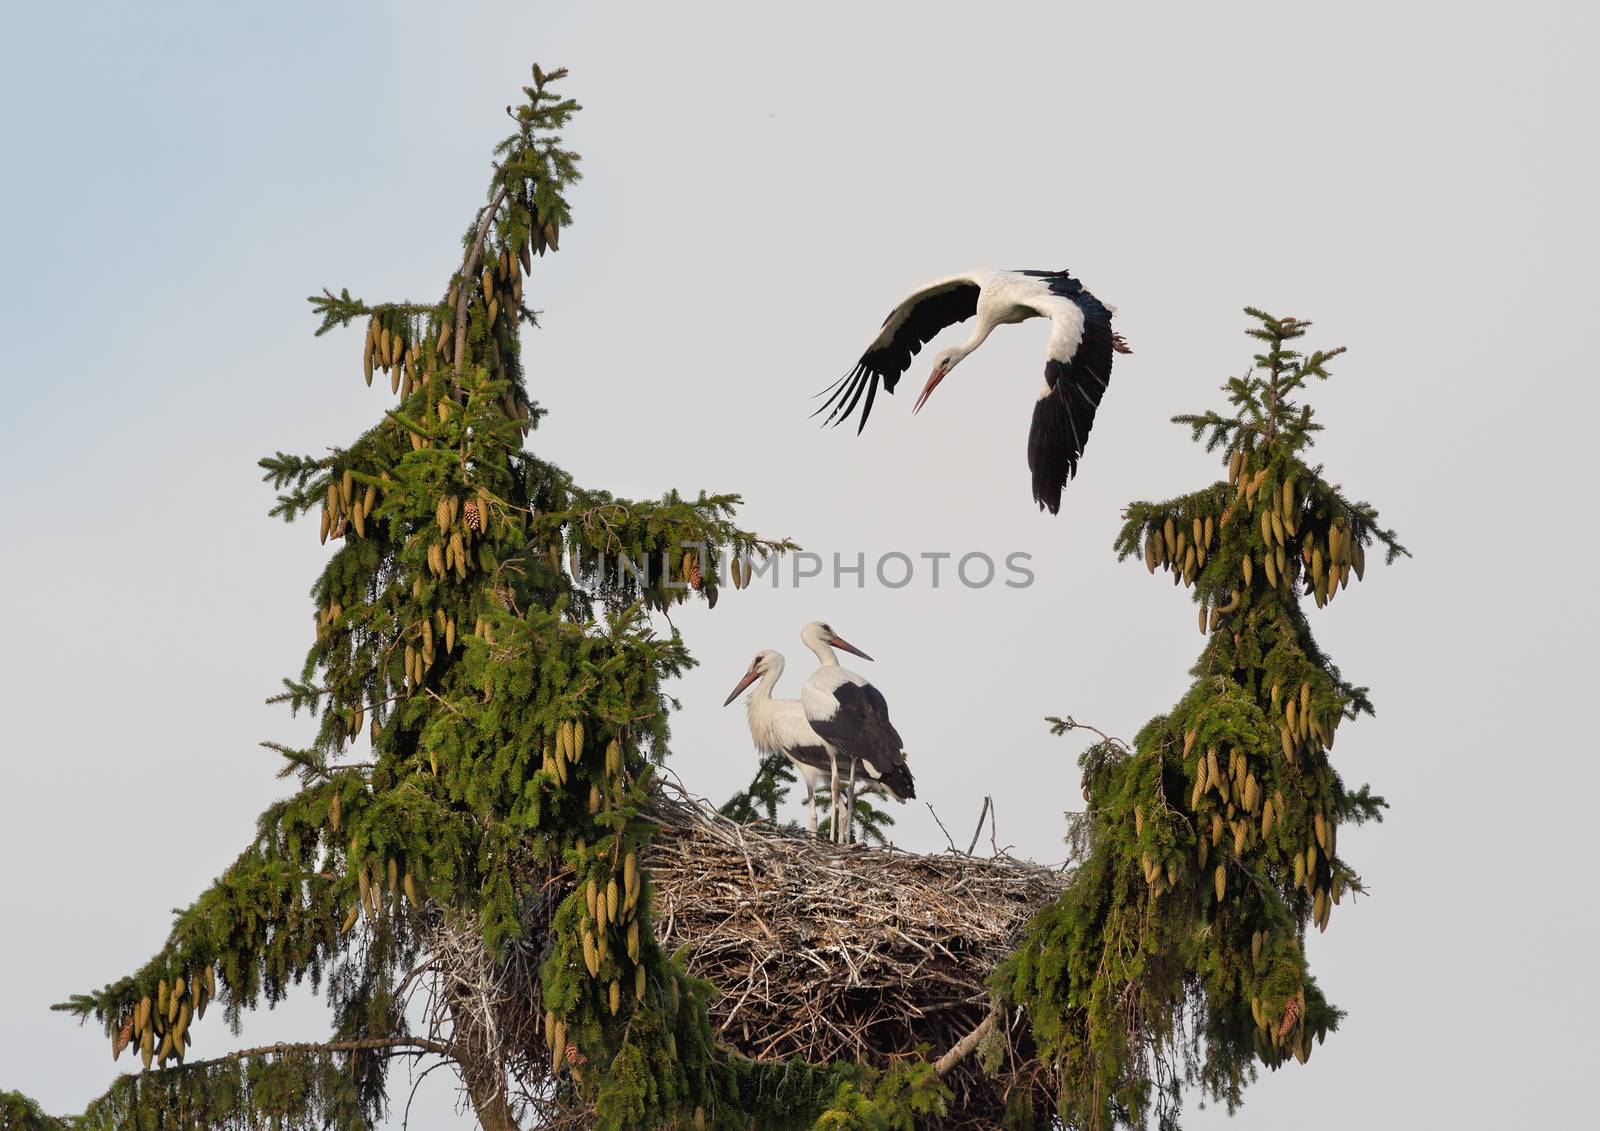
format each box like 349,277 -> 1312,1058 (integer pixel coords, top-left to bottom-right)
722,649 -> 841,836
817,269 -> 1131,514
798,621 -> 914,843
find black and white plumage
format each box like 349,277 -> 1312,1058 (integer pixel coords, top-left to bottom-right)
817,269 -> 1130,514
798,622 -> 914,841
722,649 -> 840,836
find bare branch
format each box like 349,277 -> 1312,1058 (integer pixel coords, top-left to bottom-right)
965,796 -> 992,857
454,184 -> 512,376
934,1013 -> 995,1077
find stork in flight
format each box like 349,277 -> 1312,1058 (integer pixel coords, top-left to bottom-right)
798,621 -> 914,842
722,649 -> 840,837
817,269 -> 1130,514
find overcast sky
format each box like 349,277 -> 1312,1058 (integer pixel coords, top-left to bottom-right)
2,2 -> 1596,1127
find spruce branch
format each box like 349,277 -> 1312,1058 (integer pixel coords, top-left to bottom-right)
306,289 -> 441,337
160,1034 -> 452,1070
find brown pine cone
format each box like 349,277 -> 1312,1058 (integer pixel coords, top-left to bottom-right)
1276,995 -> 1301,1041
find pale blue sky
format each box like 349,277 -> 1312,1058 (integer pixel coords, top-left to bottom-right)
2,2 -> 1596,1127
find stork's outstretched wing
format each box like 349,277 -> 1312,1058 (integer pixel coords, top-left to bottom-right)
1021,275 -> 1123,513
817,274 -> 982,432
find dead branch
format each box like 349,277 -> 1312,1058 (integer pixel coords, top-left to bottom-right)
935,1014 -> 996,1077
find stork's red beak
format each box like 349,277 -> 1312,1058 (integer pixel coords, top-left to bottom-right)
828,634 -> 874,662
723,668 -> 762,707
912,365 -> 946,415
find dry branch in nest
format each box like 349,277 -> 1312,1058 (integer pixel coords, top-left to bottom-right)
429,785 -> 1069,1127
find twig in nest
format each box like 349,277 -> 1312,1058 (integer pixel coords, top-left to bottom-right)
965,796 -> 992,857
927,802 -> 960,854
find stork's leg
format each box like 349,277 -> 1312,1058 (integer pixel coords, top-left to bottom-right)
829,753 -> 841,843
844,758 -> 859,844
804,776 -> 817,837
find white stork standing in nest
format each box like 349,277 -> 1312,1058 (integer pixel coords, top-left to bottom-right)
722,649 -> 840,837
798,621 -> 914,843
817,269 -> 1131,514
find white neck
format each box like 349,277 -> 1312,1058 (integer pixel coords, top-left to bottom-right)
955,315 -> 999,361
802,629 -> 839,668
751,653 -> 784,699
744,656 -> 788,737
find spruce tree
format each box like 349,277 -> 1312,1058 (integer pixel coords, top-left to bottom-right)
0,1091 -> 69,1131
719,755 -> 895,846
718,752 -> 797,825
44,65 -> 843,1130
995,310 -> 1407,1128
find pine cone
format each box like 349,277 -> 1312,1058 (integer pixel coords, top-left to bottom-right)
113,1014 -> 133,1060
463,499 -> 481,531
687,557 -> 703,590
1276,995 -> 1301,1041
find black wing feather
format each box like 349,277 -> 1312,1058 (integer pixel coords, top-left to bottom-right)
818,281 -> 981,433
1025,274 -> 1118,513
786,744 -> 836,777
806,682 -> 915,800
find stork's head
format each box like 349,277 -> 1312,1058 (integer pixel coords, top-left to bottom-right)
914,346 -> 968,414
723,648 -> 783,706
800,620 -> 874,662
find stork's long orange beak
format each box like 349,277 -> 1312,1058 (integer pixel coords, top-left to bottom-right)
828,634 -> 874,662
723,668 -> 762,707
912,365 -> 946,415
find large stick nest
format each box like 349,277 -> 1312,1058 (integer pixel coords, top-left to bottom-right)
649,788 -> 1066,1122
435,785 -> 1067,1127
